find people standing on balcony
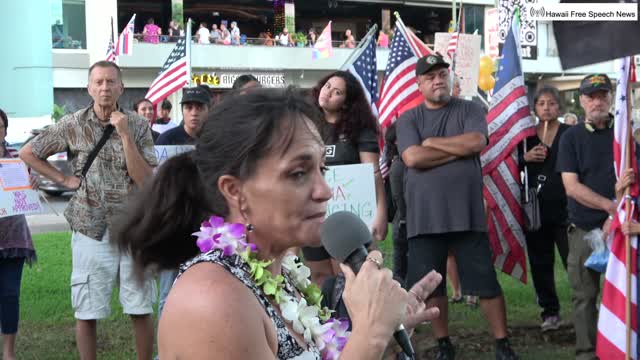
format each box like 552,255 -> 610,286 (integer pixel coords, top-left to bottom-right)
259,31 -> 274,46
519,86 -> 570,332
168,21 -> 183,41
377,27 -> 389,48
197,22 -> 211,44
230,21 -> 241,45
219,23 -> 232,45
341,29 -> 356,48
302,71 -> 388,286
20,61 -> 157,360
0,108 -> 38,360
276,27 -> 293,46
143,18 -> 161,44
210,24 -> 221,44
134,98 -> 160,143
307,27 -> 317,46
153,100 -> 178,135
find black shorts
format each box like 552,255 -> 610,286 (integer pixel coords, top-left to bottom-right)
406,231 -> 502,299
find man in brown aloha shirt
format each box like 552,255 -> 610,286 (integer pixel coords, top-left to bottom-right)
20,61 -> 157,360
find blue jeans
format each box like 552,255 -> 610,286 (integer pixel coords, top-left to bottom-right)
158,269 -> 178,316
0,257 -> 25,334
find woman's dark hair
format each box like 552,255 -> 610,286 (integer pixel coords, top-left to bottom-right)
147,18 -> 155,24
113,87 -> 324,271
384,123 -> 398,159
311,70 -> 379,144
133,98 -> 152,112
0,108 -> 7,129
533,85 -> 564,117
232,74 -> 259,90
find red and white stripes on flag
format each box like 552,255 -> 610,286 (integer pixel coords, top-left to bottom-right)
596,56 -> 638,360
480,15 -> 535,283
116,14 -> 136,56
447,33 -> 458,60
377,19 -> 431,131
145,38 -> 189,114
106,38 -> 116,62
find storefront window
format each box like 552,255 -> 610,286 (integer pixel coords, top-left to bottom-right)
463,5 -> 484,49
51,0 -> 87,49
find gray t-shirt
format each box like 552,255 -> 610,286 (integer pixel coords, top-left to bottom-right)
396,98 -> 488,238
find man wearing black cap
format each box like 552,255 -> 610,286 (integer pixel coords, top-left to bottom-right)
557,74 -> 617,360
396,54 -> 517,360
156,87 -> 210,146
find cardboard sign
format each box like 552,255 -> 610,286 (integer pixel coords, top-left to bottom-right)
0,159 -> 43,218
485,8 -> 500,59
325,163 -> 376,228
434,33 -> 481,97
154,145 -> 195,165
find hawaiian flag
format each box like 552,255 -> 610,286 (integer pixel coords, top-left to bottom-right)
312,21 -> 333,60
480,14 -> 535,283
596,56 -> 638,360
116,14 -> 136,56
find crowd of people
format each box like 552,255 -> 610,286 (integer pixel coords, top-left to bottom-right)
0,52 -> 632,360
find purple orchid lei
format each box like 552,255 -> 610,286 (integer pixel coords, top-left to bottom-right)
193,215 -> 350,359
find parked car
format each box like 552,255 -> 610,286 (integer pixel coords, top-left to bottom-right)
25,127 -> 75,197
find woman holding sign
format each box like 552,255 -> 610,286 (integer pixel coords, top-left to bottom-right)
0,108 -> 37,360
303,71 -> 387,286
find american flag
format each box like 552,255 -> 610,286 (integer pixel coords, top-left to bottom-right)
596,56 -> 638,360
105,37 -> 116,62
446,33 -> 458,60
480,15 -> 535,283
343,31 -> 389,177
116,14 -> 136,56
377,20 -> 432,131
145,37 -> 189,109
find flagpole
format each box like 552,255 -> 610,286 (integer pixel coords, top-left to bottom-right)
111,16 -> 117,64
340,24 -> 378,70
186,18 -> 192,88
625,57 -> 633,360
450,0 -> 463,95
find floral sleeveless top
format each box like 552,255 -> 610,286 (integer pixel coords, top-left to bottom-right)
179,250 -> 321,360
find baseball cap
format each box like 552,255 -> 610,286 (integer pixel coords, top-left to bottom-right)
181,87 -> 210,105
415,54 -> 450,76
579,74 -> 612,95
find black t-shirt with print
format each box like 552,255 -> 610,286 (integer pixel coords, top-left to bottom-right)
324,127 -> 379,166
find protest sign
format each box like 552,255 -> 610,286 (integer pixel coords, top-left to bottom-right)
154,145 -> 195,165
485,8 -> 500,59
434,33 -> 481,97
0,159 -> 43,218
325,163 -> 376,228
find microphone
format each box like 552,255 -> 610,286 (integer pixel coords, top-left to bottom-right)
320,211 -> 415,358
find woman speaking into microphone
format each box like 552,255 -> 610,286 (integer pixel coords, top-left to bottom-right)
114,88 -> 440,359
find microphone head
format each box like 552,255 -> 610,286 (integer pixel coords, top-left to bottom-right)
320,211 -> 372,263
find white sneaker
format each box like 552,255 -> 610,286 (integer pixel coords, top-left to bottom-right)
541,315 -> 561,332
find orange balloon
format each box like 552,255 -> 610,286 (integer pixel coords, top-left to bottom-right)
478,74 -> 496,92
479,55 -> 494,76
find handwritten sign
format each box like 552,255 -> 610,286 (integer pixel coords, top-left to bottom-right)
324,163 -> 376,228
485,8 -> 500,59
154,145 -> 195,165
0,159 -> 43,218
434,33 -> 481,98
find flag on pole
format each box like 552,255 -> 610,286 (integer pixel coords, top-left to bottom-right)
312,21 -> 333,60
480,14 -> 535,283
446,32 -> 459,60
116,14 -> 136,56
377,16 -> 432,131
596,56 -> 638,360
341,26 -> 384,176
145,37 -> 189,110
106,38 -> 116,62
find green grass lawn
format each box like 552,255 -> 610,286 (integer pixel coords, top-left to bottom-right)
16,230 -> 575,359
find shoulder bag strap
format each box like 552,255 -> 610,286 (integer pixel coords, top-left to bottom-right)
81,125 -> 115,178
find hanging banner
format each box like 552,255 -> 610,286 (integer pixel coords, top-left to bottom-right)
485,8 -> 500,59
434,33 -> 482,97
498,0 -> 538,59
